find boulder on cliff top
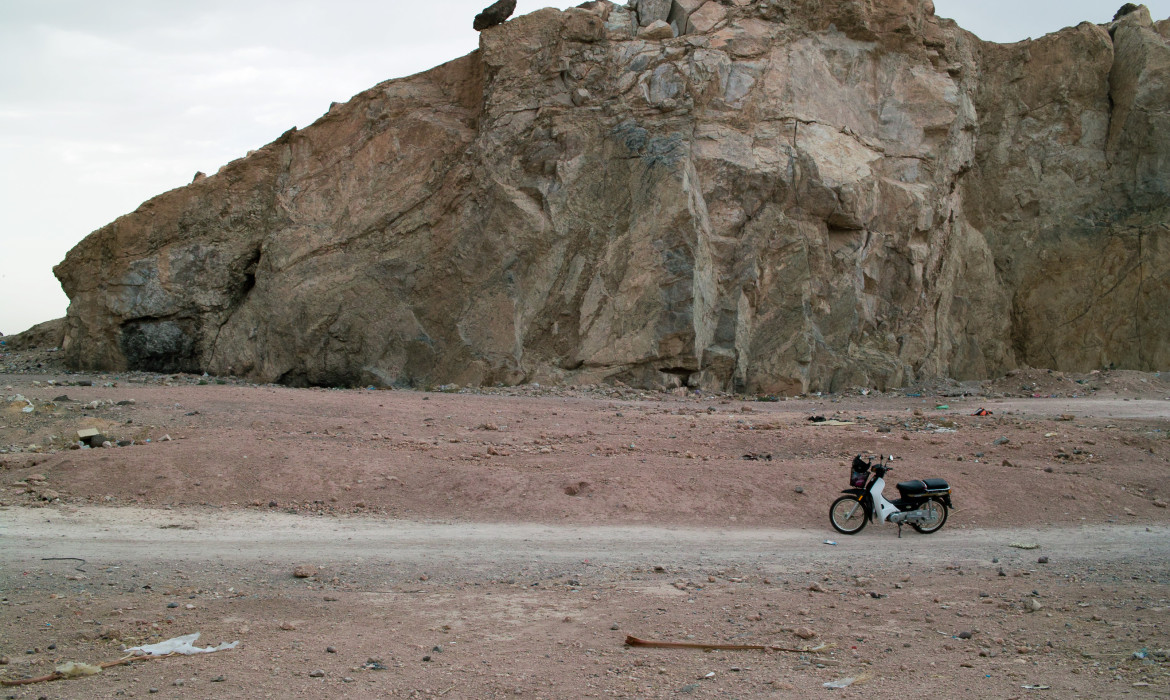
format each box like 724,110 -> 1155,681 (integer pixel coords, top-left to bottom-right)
474,0 -> 517,31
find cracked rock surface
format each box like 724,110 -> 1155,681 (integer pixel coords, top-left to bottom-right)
52,1 -> 1170,392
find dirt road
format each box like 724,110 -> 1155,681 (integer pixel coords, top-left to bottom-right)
3,506 -> 1168,575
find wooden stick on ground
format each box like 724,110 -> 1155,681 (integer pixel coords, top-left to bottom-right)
624,635 -> 834,653
1,652 -> 181,687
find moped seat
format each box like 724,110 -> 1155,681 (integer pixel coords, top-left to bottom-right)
896,478 -> 950,496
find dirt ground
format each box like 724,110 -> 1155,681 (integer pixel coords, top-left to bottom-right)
2,350 -> 1169,697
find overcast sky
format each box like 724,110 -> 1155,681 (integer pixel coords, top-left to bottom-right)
2,0 -> 1166,335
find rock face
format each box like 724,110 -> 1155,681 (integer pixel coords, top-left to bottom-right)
5,318 -> 65,351
53,1 -> 1170,392
968,6 -> 1170,374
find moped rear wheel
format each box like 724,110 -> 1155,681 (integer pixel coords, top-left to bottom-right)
829,496 -> 867,535
910,498 -> 948,534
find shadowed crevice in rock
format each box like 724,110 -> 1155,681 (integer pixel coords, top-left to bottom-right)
120,317 -> 201,374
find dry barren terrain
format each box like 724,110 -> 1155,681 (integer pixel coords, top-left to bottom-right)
2,348 -> 1169,697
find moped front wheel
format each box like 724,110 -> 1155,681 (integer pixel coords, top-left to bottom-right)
910,498 -> 948,534
829,496 -> 868,535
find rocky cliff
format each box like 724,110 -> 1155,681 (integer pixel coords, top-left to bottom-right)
53,1 -> 1170,392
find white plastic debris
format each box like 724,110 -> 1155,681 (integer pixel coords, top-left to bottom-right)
824,677 -> 856,689
125,633 -> 238,656
55,661 -> 102,678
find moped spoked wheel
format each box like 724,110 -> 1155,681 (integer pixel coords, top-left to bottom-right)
910,498 -> 948,534
829,496 -> 868,535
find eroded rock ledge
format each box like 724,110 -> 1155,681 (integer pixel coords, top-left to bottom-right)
53,1 -> 1170,392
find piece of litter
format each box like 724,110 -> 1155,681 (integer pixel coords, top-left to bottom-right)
935,405 -> 949,410
55,662 -> 102,679
125,633 -> 238,656
823,540 -> 837,546
1021,685 -> 1051,690
1044,432 -> 1058,437
824,677 -> 856,689
1009,542 -> 1040,550
703,672 -> 715,679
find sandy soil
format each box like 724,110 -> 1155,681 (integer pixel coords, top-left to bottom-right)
1,356 -> 1169,697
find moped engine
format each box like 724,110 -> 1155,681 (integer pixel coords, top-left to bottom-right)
888,509 -> 929,524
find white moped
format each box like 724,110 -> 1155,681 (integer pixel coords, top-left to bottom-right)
829,455 -> 953,537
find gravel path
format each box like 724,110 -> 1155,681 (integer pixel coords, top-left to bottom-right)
4,507 -> 1169,576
